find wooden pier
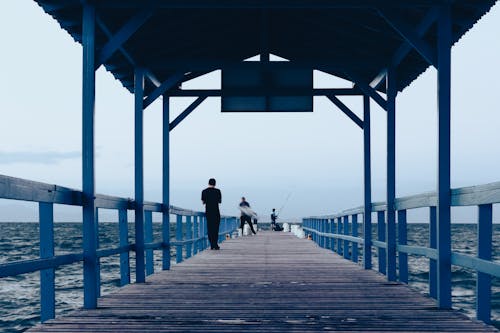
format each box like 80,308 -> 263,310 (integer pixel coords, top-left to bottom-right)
28,232 -> 496,332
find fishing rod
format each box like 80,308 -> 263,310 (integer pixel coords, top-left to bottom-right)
277,192 -> 292,217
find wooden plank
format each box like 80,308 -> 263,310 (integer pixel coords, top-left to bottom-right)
27,232 -> 497,333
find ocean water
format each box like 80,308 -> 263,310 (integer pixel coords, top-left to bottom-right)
0,223 -> 499,332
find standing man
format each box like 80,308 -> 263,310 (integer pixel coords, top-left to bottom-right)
201,178 -> 222,250
271,208 -> 278,230
239,197 -> 257,235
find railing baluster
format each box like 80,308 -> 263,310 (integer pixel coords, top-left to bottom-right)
429,206 -> 437,299
186,216 -> 192,258
398,209 -> 408,283
162,208 -> 170,271
193,216 -> 199,255
118,209 -> 130,286
39,202 -> 55,322
352,214 -> 358,263
337,217 -> 342,254
95,208 -> 101,298
176,215 -> 183,263
477,204 -> 492,323
377,211 -> 386,275
343,216 -> 349,259
145,211 -> 154,275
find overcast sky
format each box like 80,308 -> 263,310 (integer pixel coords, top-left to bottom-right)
1,1 -> 499,222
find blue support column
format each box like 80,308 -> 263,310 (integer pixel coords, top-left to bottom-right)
186,216 -> 192,258
81,3 -> 98,309
429,206 -> 437,298
477,204 -> 492,323
326,219 -> 331,250
337,217 -> 342,254
378,211 -> 386,275
343,216 -> 349,259
134,67 -> 146,283
436,4 -> 452,309
145,211 -> 154,275
193,216 -> 199,255
363,94 -> 372,270
330,218 -> 335,251
162,95 -> 171,270
176,215 -> 183,263
118,208 -> 130,286
398,209 -> 408,283
39,202 -> 54,322
386,66 -> 397,282
352,214 -> 358,263
95,209 -> 101,298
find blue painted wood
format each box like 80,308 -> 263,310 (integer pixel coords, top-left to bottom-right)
186,216 -> 193,258
398,209 -> 408,283
352,214 -> 358,263
82,2 -> 98,310
436,4 -> 452,309
39,202 -> 55,322
118,209 -> 130,286
162,96 -> 170,271
386,66 -> 397,282
363,95 -> 372,270
95,209 -> 101,298
337,217 -> 342,254
429,206 -> 437,299
134,67 -> 146,283
145,211 -> 154,276
193,216 -> 199,255
343,216 -> 349,259
477,204 -> 492,323
397,244 -> 437,259
169,97 -> 207,131
377,211 -> 386,275
176,215 -> 183,263
329,219 -> 334,251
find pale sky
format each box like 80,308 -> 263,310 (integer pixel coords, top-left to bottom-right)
1,1 -> 500,222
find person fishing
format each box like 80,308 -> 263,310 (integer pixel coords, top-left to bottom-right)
239,197 -> 257,235
201,178 -> 222,250
271,208 -> 278,230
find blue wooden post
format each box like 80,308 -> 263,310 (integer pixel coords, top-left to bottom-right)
176,215 -> 183,263
145,211 -> 154,275
95,209 -> 101,298
343,216 -> 349,259
477,204 -> 492,323
398,209 -> 408,283
320,219 -> 324,247
330,218 -> 335,251
363,94 -> 372,270
134,67 -> 146,283
429,206 -> 437,299
39,202 -> 54,322
377,211 -> 386,275
337,217 -> 342,254
386,66 -> 397,282
118,209 -> 130,286
436,4 -> 452,309
201,216 -> 207,249
162,95 -> 170,270
186,216 -> 192,258
326,219 -> 331,250
352,214 -> 358,263
81,2 -> 98,310
193,216 -> 199,255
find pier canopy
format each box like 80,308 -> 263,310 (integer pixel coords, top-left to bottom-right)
35,0 -> 495,104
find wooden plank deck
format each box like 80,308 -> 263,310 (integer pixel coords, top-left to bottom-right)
28,232 -> 497,332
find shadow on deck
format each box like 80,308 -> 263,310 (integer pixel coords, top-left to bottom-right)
28,232 -> 497,332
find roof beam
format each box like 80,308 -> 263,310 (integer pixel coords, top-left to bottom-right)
342,71 -> 387,111
143,72 -> 185,109
94,0 -> 446,9
326,95 -> 364,129
367,7 -> 439,89
169,97 -> 207,131
378,7 -> 438,68
169,88 -> 362,97
96,9 -> 153,69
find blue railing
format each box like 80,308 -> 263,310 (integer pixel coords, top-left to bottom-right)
303,181 -> 500,325
0,174 -> 239,323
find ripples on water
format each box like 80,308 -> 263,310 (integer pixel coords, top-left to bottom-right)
0,223 -> 499,332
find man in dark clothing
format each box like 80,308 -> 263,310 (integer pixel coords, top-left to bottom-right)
271,208 -> 278,230
239,197 -> 256,235
201,178 -> 222,250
